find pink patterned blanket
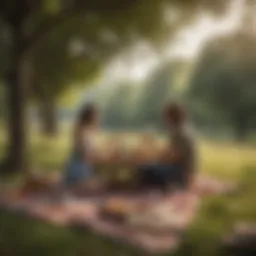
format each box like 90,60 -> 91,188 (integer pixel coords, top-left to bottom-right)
0,176 -> 235,254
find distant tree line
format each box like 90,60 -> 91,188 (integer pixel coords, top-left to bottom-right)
93,32 -> 256,141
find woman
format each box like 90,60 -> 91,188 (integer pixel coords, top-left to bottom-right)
64,104 -> 100,189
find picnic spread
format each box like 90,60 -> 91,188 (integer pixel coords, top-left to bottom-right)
0,174 -> 236,254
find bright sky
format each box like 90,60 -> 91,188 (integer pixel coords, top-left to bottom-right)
104,0 -> 246,84
168,0 -> 245,59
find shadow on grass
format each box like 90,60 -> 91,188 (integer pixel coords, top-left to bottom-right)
0,210 -> 143,256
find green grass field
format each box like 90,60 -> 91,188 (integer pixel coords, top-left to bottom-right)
0,128 -> 256,255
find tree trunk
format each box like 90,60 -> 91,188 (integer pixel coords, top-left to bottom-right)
39,98 -> 58,136
2,33 -> 32,173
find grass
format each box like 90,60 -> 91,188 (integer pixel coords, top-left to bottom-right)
0,128 -> 256,255
0,211 -> 142,256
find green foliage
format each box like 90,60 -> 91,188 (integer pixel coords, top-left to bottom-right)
136,62 -> 173,128
99,62 -> 174,129
0,0 -> 229,101
0,0 -> 230,109
189,32 -> 256,140
102,83 -> 137,128
43,0 -> 62,14
33,30 -> 102,101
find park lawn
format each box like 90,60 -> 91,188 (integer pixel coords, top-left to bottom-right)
0,129 -> 256,256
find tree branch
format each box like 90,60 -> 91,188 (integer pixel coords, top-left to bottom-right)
25,0 -> 140,55
25,8 -> 80,54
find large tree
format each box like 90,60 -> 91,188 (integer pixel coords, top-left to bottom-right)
33,32 -> 103,135
189,32 -> 256,141
0,0 -> 227,172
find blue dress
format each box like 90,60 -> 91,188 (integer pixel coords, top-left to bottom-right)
64,135 -> 95,187
64,152 -> 93,187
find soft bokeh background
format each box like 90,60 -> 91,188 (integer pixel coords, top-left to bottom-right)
0,0 -> 255,255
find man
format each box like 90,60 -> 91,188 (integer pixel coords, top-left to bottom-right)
139,102 -> 197,190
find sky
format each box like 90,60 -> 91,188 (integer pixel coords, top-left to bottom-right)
104,0 -> 246,84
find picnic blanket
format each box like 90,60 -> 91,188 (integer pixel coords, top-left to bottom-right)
0,176 -> 235,254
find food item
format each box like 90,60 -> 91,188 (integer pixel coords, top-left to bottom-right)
21,179 -> 48,195
100,199 -> 134,223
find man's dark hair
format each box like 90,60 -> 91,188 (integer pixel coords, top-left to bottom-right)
164,102 -> 186,125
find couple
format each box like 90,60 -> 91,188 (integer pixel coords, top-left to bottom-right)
64,102 -> 196,191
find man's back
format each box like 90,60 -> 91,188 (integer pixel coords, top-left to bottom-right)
170,124 -> 197,175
